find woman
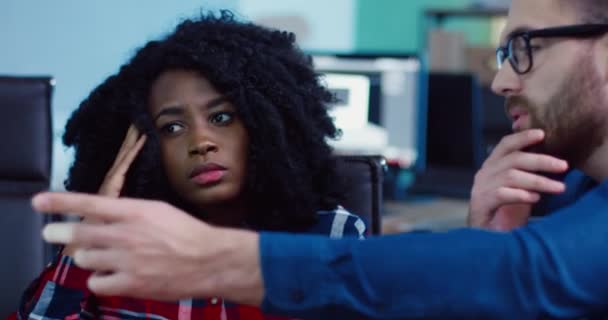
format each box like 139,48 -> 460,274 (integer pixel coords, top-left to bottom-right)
16,10 -> 365,319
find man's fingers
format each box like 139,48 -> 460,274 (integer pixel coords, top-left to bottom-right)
495,187 -> 541,205
73,248 -> 123,271
32,192 -> 148,221
489,204 -> 533,231
476,151 -> 568,193
43,222 -> 127,247
88,272 -> 133,297
489,129 -> 545,160
500,169 -> 566,194
42,222 -> 77,244
506,152 -> 568,173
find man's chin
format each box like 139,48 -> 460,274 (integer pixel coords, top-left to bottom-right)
512,123 -> 536,133
522,142 -> 547,155
525,139 -> 570,164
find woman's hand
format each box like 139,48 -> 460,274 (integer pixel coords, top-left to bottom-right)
98,125 -> 147,197
63,125 -> 146,256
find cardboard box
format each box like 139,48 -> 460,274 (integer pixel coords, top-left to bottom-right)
429,30 -> 467,72
466,46 -> 498,86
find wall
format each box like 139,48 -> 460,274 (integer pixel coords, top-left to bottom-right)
238,0 -> 356,52
1,0 -> 495,190
355,0 -> 492,53
0,0 -> 237,190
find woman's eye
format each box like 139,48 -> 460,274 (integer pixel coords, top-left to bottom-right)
209,112 -> 234,125
160,123 -> 184,134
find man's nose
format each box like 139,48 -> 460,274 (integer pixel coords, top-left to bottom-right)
491,61 -> 523,97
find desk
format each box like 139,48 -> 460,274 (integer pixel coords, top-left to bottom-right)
382,198 -> 469,234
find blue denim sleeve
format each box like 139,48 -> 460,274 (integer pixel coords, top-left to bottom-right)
260,181 -> 608,320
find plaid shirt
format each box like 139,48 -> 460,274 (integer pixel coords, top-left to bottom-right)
14,207 -> 366,320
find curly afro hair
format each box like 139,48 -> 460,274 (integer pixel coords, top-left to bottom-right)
62,10 -> 345,231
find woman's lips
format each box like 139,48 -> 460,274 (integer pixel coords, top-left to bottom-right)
190,169 -> 226,186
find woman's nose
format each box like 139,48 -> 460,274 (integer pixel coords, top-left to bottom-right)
188,129 -> 218,156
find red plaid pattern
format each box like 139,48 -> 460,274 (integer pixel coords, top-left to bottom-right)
14,208 -> 365,319
16,254 -> 294,319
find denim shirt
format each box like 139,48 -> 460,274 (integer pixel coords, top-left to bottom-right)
260,177 -> 608,320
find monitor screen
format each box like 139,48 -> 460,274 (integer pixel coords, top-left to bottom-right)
425,73 -> 484,170
323,73 -> 371,130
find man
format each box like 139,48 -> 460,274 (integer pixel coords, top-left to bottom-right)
468,0 -> 608,231
35,0 -> 608,319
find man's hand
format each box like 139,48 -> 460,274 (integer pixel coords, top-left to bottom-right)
33,192 -> 263,305
468,129 -> 568,230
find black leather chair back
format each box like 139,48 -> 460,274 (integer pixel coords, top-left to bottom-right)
335,155 -> 385,235
0,76 -> 53,317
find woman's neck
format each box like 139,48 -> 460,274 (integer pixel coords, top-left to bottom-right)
197,201 -> 249,228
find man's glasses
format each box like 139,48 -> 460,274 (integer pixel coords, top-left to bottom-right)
496,24 -> 608,75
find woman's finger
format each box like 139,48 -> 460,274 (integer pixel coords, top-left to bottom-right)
111,134 -> 147,178
111,125 -> 141,170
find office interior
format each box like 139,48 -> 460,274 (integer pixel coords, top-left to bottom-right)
1,0 -> 511,315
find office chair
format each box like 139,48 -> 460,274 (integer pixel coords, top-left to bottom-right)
335,155 -> 386,235
0,76 -> 53,317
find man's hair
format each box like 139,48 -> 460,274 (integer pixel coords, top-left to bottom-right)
63,10 -> 345,231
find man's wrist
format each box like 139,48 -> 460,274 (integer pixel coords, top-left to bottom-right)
196,226 -> 264,306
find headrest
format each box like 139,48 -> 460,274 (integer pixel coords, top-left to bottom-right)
0,76 -> 53,183
335,155 -> 385,235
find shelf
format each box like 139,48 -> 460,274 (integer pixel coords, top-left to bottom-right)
425,7 -> 508,26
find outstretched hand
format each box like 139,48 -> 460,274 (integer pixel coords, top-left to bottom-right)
34,192 -> 263,304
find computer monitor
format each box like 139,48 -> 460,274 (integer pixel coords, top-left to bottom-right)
409,72 -> 485,198
313,53 -> 422,167
323,73 -> 371,130
321,72 -> 388,153
425,72 -> 484,170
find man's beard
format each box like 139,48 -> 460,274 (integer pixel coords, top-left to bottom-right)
504,59 -> 605,167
